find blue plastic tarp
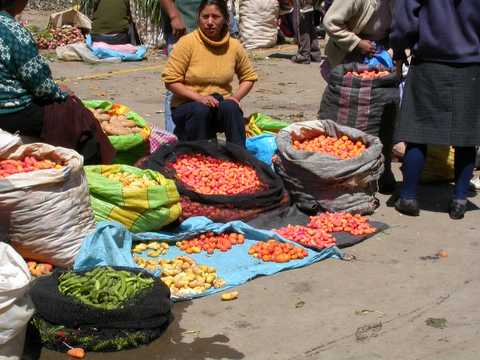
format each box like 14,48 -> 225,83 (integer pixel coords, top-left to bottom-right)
74,218 -> 342,301
246,134 -> 277,166
85,35 -> 147,61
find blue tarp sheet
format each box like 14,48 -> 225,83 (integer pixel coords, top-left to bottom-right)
85,35 -> 147,61
74,218 -> 342,301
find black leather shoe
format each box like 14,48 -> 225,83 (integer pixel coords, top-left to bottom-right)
449,199 -> 467,220
394,198 -> 420,216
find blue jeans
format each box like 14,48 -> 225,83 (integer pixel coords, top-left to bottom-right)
164,33 -> 176,133
172,99 -> 246,148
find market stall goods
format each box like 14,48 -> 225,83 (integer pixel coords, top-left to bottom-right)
176,232 -> 246,254
275,120 -> 384,214
83,100 -> 151,165
85,165 -> 181,233
308,212 -> 376,236
292,135 -> 366,160
58,267 -> 154,310
35,25 -> 84,50
274,225 -> 336,249
344,69 -> 391,80
0,157 -> 62,178
132,241 -> 169,257
319,63 -> 399,138
27,261 -> 54,277
171,153 -> 264,195
134,255 -> 226,297
248,240 -> 308,263
145,141 -> 288,222
0,133 -> 96,268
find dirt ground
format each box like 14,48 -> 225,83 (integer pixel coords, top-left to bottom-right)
22,11 -> 480,360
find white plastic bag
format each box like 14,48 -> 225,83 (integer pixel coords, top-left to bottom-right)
0,243 -> 35,360
239,0 -> 279,49
0,142 -> 96,268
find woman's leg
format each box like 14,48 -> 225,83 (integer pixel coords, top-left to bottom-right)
172,102 -> 214,141
41,96 -> 116,165
217,100 -> 246,148
453,146 -> 476,200
399,143 -> 428,200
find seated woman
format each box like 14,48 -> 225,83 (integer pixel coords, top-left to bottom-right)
162,0 -> 257,148
91,0 -> 135,45
0,0 -> 115,164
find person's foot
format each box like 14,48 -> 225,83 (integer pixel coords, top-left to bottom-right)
394,198 -> 420,216
291,54 -> 311,64
448,199 -> 467,220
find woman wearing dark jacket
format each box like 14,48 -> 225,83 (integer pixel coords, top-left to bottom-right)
0,0 -> 115,164
391,0 -> 480,219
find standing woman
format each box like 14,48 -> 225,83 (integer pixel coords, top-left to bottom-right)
391,0 -> 480,219
0,0 -> 115,164
162,0 -> 257,148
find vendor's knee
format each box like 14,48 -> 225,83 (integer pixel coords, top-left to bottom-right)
191,102 -> 211,119
219,100 -> 241,114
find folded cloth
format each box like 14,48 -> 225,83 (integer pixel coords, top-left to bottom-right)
92,41 -> 138,54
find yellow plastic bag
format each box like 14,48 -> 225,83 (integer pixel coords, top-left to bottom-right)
421,145 -> 455,183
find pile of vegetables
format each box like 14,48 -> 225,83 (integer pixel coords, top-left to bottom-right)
132,241 -> 170,257
308,212 -> 376,236
248,240 -> 308,263
35,25 -> 84,50
105,171 -> 159,189
344,69 -> 391,80
292,135 -> 366,160
275,225 -> 336,249
134,255 -> 226,296
27,261 -> 53,277
171,153 -> 264,195
89,108 -> 144,136
176,232 -> 246,254
0,157 -> 62,178
58,267 -> 154,310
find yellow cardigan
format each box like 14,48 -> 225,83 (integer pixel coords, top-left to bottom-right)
162,29 -> 258,108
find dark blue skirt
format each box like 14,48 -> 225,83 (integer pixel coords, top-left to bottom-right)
395,60 -> 480,146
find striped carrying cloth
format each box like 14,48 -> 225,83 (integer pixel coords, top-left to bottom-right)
319,63 -> 399,138
85,165 -> 181,232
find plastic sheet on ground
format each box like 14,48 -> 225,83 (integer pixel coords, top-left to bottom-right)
74,218 -> 342,301
86,35 -> 147,61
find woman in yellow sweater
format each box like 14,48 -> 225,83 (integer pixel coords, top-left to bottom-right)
162,0 -> 257,148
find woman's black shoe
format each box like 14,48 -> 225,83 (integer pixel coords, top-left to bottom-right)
394,198 -> 420,216
449,199 -> 467,220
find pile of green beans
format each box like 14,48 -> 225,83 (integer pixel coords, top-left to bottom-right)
58,267 -> 154,310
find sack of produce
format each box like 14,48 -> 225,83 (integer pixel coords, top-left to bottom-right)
245,113 -> 289,138
0,243 -> 35,360
0,136 -> 96,268
83,100 -> 151,165
30,266 -> 172,352
319,63 -> 399,138
239,0 -> 279,49
275,120 -> 384,214
84,165 -> 181,232
145,141 -> 289,222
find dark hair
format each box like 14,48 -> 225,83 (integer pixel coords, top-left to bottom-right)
0,0 -> 16,10
198,0 -> 230,24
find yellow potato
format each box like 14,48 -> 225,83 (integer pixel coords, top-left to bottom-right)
221,291 -> 239,301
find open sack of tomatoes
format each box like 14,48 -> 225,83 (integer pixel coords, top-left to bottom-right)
83,100 -> 151,165
84,165 -> 181,232
275,120 -> 384,215
319,63 -> 399,138
30,266 -> 172,353
0,131 -> 96,268
143,141 -> 289,222
34,25 -> 85,50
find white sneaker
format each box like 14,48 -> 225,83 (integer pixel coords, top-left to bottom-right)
470,176 -> 480,191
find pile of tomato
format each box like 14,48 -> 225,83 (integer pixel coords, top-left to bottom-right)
308,212 -> 376,236
292,135 -> 366,160
176,232 -> 246,254
345,70 -> 391,80
171,153 -> 263,195
0,156 -> 62,178
274,225 -> 336,249
248,240 -> 308,263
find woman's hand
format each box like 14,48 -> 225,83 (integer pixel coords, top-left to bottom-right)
224,96 -> 240,106
58,83 -> 74,96
198,95 -> 220,108
356,40 -> 376,55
